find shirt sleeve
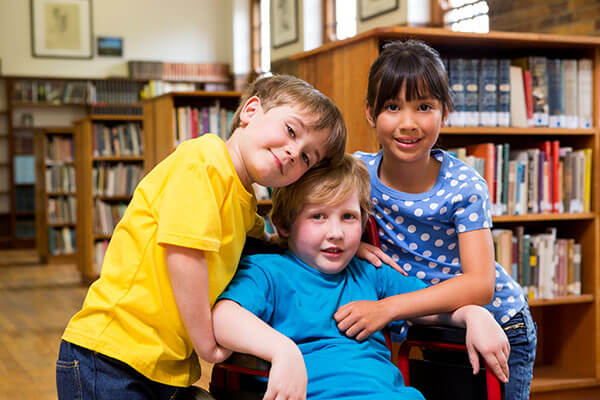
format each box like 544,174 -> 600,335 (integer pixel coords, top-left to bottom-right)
450,178 -> 493,234
157,159 -> 223,251
376,263 -> 428,299
247,214 -> 266,239
217,257 -> 274,322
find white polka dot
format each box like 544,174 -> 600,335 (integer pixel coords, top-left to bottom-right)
475,183 -> 483,191
469,195 -> 478,203
496,283 -> 504,291
409,243 -> 418,250
396,233 -> 405,240
376,212 -> 383,219
403,263 -> 412,271
469,213 -> 478,222
450,180 -> 459,187
458,174 -> 467,180
496,270 -> 500,278
506,282 -> 513,290
452,257 -> 459,264
395,216 -> 404,224
507,296 -> 515,303
386,222 -> 393,230
439,206 -> 447,214
431,278 -> 440,284
442,267 -> 451,273
416,271 -> 426,279
423,250 -> 432,257
449,161 -> 454,167
372,197 -> 379,204
493,298 -> 502,307
459,166 -> 468,171
400,325 -> 406,334
355,154 -> 362,158
405,200 -> 414,206
383,207 -> 391,214
381,244 -> 388,251
445,193 -> 452,199
459,183 -> 467,189
508,309 -> 517,317
369,160 -> 375,165
415,256 -> 423,261
434,239 -> 444,247
501,315 -> 510,324
471,176 -> 479,181
458,224 -> 466,232
423,198 -> 430,202
414,208 -> 423,217
387,238 -> 394,244
382,194 -> 390,200
392,254 -> 399,262
391,204 -> 399,212
447,242 -> 456,250
433,225 -> 441,231
429,203 -> 439,210
520,294 -> 525,302
451,194 -> 463,203
456,207 -> 465,215
421,233 -> 430,241
407,225 -> 416,233
437,255 -> 447,262
446,228 -> 455,235
436,189 -> 445,196
483,221 -> 490,228
379,229 -> 384,236
445,172 -> 452,179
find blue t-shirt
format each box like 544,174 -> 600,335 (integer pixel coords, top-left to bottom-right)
218,252 -> 426,400
354,149 -> 526,326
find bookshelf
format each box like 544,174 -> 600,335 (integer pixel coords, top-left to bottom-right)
292,27 -> 600,399
0,80 -> 10,248
34,127 -> 77,264
73,115 -> 145,282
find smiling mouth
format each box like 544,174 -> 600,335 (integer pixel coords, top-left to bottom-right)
270,150 -> 283,174
395,137 -> 421,145
321,247 -> 343,255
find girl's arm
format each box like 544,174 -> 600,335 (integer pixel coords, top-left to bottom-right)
335,228 -> 495,338
213,299 -> 307,400
165,245 -> 232,363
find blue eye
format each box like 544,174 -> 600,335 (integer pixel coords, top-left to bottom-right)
287,125 -> 296,137
302,153 -> 310,166
343,213 -> 357,220
312,213 -> 324,220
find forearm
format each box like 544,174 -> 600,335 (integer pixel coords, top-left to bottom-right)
411,304 -> 490,327
213,300 -> 299,362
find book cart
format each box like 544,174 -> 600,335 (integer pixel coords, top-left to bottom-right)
73,115 -> 145,282
292,27 -> 600,400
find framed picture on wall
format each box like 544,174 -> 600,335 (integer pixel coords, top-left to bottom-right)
271,0 -> 299,49
359,0 -> 399,21
31,0 -> 93,59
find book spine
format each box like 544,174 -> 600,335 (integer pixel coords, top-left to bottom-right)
479,58 -> 498,126
497,59 -> 511,127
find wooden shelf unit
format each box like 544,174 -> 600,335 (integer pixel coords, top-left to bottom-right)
34,127 -> 77,264
292,27 -> 600,399
74,116 -> 147,281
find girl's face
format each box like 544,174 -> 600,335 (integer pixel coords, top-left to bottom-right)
367,84 -> 446,165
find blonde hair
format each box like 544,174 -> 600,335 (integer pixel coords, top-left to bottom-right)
271,154 -> 372,234
230,74 -> 347,167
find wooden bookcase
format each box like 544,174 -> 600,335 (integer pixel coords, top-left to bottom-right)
0,80 -> 10,248
73,115 -> 145,282
292,27 -> 600,399
34,127 -> 77,264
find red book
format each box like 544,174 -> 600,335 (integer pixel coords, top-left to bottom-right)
522,70 -> 534,126
551,140 -> 560,213
466,143 -> 495,202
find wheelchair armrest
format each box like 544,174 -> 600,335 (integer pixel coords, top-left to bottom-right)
406,324 -> 467,345
214,352 -> 271,378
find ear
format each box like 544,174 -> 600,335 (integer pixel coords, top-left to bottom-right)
271,216 -> 289,238
239,96 -> 262,126
365,104 -> 376,128
441,108 -> 449,128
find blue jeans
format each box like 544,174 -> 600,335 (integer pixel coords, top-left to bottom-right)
56,340 -> 187,400
502,306 -> 537,400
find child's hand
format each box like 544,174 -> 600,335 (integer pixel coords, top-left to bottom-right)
334,300 -> 390,341
356,242 -> 408,276
463,306 -> 510,383
263,231 -> 280,245
264,342 -> 307,400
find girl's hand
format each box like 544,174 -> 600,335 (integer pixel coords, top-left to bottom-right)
263,231 -> 280,245
263,342 -> 307,400
356,242 -> 408,276
463,307 -> 510,383
334,300 -> 391,341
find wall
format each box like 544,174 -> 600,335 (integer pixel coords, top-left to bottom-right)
0,0 -> 233,78
488,0 -> 600,35
357,0 -> 430,34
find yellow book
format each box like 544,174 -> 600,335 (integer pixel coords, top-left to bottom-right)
583,148 -> 592,212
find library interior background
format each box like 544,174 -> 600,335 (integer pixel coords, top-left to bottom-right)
1,0 -> 600,399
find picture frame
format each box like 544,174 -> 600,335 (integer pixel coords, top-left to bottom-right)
31,0 -> 93,59
271,0 -> 299,49
359,0 -> 399,21
97,36 -> 123,57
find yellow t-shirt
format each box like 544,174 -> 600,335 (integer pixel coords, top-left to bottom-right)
63,134 -> 264,386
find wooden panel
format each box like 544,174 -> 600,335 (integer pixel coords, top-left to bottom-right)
74,119 -> 93,280
33,132 -> 46,262
153,95 -> 176,164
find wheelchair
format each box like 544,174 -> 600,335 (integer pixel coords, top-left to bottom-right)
210,217 -> 504,400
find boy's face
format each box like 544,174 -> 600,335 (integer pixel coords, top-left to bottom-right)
238,99 -> 331,188
285,193 -> 363,275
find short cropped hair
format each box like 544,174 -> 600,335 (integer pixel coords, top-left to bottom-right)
231,75 -> 347,167
271,154 -> 372,234
366,39 -> 454,120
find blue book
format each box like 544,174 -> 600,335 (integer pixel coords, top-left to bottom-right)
479,59 -> 498,126
497,59 -> 511,127
448,58 -> 466,127
464,59 -> 480,126
547,59 -> 564,127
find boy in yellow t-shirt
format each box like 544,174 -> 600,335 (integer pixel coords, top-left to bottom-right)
56,75 -> 347,400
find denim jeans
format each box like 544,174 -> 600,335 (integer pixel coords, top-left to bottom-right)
56,340 -> 188,400
502,306 -> 537,400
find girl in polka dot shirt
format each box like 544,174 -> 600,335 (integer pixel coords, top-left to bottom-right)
339,40 -> 536,400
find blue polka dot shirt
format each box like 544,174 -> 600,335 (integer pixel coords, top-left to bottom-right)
355,149 -> 526,326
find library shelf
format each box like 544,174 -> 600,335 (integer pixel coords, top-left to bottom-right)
93,155 -> 144,162
293,26 -> 600,399
47,192 -> 76,196
94,234 -> 112,241
88,115 -> 144,121
10,102 -> 87,108
48,222 -> 76,228
94,195 -> 134,201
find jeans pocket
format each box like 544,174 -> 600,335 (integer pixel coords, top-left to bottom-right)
56,359 -> 82,400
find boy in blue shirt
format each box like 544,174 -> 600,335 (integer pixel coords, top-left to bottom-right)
213,154 -> 510,400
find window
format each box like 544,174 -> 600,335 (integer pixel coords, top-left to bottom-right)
251,0 -> 271,73
444,0 -> 489,33
336,0 -> 357,40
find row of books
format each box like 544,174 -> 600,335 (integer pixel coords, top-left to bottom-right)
46,165 -> 76,193
13,134 -> 33,153
91,80 -> 143,105
49,227 -> 76,255
92,123 -> 144,157
94,200 -> 128,236
46,136 -> 73,162
47,197 -> 76,224
92,163 -> 144,197
448,141 -> 592,216
15,219 -> 35,239
15,186 -> 34,212
13,155 -> 35,184
11,80 -> 89,104
445,57 -> 592,128
493,227 -> 581,299
128,60 -> 230,83
174,102 -> 234,144
140,80 -> 231,99
91,105 -> 143,116
93,240 -> 109,275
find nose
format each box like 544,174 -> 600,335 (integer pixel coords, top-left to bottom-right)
398,110 -> 418,131
326,220 -> 344,241
285,146 -> 298,164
